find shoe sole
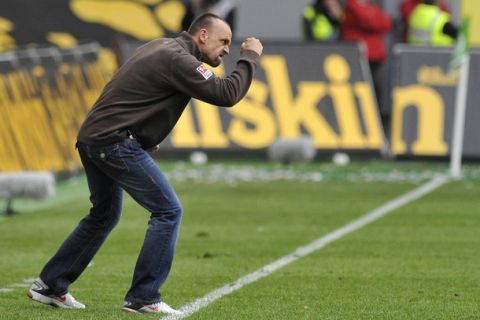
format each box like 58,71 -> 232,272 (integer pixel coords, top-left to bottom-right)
122,307 -> 141,313
27,290 -> 84,309
121,306 -> 181,314
28,290 -> 60,308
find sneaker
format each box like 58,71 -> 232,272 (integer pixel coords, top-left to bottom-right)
27,278 -> 85,309
122,301 -> 182,315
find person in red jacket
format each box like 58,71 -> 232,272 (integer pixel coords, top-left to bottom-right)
340,0 -> 392,128
400,0 -> 451,41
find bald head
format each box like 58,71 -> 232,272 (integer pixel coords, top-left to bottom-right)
188,13 -> 226,36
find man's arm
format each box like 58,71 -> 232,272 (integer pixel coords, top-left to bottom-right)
170,38 -> 262,107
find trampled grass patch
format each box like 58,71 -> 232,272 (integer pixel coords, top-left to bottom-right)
0,160 -> 479,319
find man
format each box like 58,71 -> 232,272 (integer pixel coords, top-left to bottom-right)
302,0 -> 343,42
400,0 -> 451,42
340,0 -> 391,129
407,0 -> 458,46
27,13 -> 262,314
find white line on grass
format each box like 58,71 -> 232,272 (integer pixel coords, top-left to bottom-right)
0,278 -> 36,294
161,175 -> 449,320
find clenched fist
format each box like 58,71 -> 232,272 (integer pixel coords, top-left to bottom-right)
241,37 -> 263,56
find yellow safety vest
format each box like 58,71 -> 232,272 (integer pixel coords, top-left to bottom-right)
303,6 -> 337,41
408,3 -> 454,46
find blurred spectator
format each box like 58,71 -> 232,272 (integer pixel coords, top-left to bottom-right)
302,0 -> 343,42
340,0 -> 392,126
407,0 -> 458,46
182,0 -> 237,33
400,0 -> 450,26
400,0 -> 450,42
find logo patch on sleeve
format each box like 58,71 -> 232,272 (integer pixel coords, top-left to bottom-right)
196,64 -> 213,80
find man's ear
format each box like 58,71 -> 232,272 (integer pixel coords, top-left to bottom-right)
198,29 -> 208,44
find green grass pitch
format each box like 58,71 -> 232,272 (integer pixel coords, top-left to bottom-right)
0,160 -> 479,319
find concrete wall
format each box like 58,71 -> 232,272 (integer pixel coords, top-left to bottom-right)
236,0 -> 310,40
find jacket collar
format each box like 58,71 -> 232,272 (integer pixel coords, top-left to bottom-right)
176,32 -> 202,60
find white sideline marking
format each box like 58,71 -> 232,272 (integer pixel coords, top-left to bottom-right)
10,283 -> 30,288
161,175 -> 449,320
0,278 -> 36,294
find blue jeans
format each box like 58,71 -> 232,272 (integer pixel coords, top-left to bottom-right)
39,137 -> 182,304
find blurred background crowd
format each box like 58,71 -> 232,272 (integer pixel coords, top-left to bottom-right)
301,0 -> 461,132
0,0 -> 478,172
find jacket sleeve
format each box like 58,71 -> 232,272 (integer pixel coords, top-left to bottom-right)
169,50 -> 259,107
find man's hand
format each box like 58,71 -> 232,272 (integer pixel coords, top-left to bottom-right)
241,37 -> 263,56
